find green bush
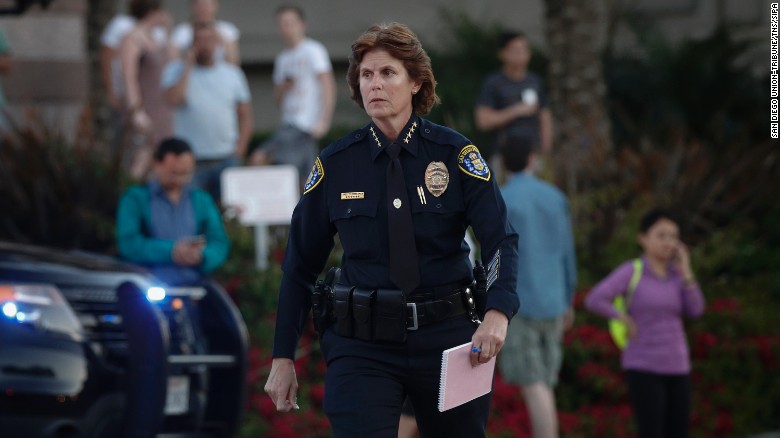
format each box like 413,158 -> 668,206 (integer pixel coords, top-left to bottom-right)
0,114 -> 127,252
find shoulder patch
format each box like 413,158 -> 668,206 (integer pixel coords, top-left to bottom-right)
458,145 -> 491,181
303,157 -> 324,195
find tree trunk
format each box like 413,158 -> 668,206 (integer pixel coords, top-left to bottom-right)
84,0 -> 117,154
543,0 -> 613,200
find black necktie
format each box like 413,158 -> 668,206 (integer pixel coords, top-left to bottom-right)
386,142 -> 420,294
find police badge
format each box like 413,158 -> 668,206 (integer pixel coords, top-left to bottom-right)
424,161 -> 449,197
458,145 -> 491,181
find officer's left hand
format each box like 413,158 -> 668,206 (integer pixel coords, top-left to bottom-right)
264,358 -> 300,412
470,310 -> 508,366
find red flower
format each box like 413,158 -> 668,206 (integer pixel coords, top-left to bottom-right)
693,332 -> 718,359
715,410 -> 734,435
294,356 -> 310,379
709,297 -> 740,314
222,275 -> 243,299
749,335 -> 780,369
255,394 -> 277,419
577,362 -> 623,393
491,374 -> 523,412
309,383 -> 325,409
268,416 -> 298,438
564,324 -> 619,356
573,289 -> 591,309
272,247 -> 286,265
558,411 -> 580,434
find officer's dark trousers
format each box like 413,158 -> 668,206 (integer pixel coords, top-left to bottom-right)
321,316 -> 491,438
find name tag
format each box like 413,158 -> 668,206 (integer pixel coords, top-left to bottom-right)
340,192 -> 365,200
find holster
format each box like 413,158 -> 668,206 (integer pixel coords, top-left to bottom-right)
472,261 -> 489,320
374,289 -> 407,343
312,267 -> 340,338
352,288 -> 375,341
333,283 -> 354,338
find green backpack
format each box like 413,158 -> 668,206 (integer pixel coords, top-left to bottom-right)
608,259 -> 643,349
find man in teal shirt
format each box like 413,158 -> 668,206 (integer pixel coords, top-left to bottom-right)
498,136 -> 577,438
116,137 -> 230,286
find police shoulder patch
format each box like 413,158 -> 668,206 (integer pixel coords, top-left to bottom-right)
457,145 -> 491,181
303,157 -> 324,195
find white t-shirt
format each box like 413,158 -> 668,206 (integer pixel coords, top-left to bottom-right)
171,20 -> 239,62
101,14 -> 136,49
101,14 -> 167,97
273,38 -> 332,133
161,60 -> 251,160
101,15 -> 135,97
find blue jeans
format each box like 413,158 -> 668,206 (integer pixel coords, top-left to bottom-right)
258,125 -> 318,182
194,155 -> 240,203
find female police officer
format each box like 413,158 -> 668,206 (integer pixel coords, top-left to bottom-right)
264,22 -> 520,437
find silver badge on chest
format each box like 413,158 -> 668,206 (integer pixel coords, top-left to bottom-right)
424,161 -> 449,197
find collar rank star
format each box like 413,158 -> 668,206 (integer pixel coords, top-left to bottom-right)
370,126 -> 382,149
369,121 -> 418,149
403,121 -> 418,144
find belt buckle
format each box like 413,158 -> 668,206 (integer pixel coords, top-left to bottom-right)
407,302 -> 418,331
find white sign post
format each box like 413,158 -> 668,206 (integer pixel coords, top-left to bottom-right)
221,165 -> 300,269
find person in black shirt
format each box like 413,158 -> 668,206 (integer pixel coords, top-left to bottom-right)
264,22 -> 519,437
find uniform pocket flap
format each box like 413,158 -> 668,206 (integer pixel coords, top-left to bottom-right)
329,199 -> 378,220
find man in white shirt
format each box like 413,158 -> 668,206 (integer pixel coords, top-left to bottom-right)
250,5 -> 336,184
162,23 -> 253,202
171,0 -> 240,65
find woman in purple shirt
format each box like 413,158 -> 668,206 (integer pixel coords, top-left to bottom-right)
585,209 -> 705,438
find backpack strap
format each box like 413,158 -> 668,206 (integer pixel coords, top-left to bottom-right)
625,258 -> 643,308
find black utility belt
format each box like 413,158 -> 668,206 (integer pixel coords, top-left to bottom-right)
329,284 -> 474,343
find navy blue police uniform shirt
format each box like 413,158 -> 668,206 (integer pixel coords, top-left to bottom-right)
272,115 -> 519,359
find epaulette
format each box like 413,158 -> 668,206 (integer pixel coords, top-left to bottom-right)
319,124 -> 371,160
418,118 -> 471,148
303,125 -> 370,195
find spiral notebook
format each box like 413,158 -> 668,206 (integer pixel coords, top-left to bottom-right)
437,341 -> 496,412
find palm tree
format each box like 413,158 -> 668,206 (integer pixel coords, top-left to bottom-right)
542,0 -> 613,200
85,0 -> 118,150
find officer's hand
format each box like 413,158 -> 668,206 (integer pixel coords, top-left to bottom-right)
264,358 -> 300,412
470,310 -> 508,366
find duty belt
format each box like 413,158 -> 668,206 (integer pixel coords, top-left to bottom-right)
405,290 -> 469,330
325,281 -> 477,343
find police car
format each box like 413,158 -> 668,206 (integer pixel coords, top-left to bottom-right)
0,241 -> 247,437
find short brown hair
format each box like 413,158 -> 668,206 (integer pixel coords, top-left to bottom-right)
129,0 -> 162,20
275,4 -> 304,20
347,22 -> 440,115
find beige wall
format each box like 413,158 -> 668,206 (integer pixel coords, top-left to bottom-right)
0,0 -> 86,136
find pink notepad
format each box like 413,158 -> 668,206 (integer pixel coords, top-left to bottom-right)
437,341 -> 496,412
